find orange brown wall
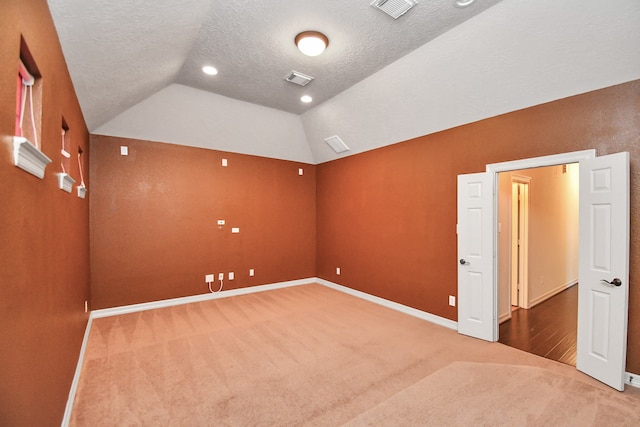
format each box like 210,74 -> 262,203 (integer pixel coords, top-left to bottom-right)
0,0 -> 91,425
90,135 -> 316,309
315,80 -> 640,373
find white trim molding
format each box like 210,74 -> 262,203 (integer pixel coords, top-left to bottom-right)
91,278 -> 314,319
61,316 -> 93,427
316,278 -> 458,331
56,172 -> 76,193
486,150 -> 596,174
529,280 -> 578,309
625,372 -> 640,389
13,136 -> 52,179
90,278 -> 458,332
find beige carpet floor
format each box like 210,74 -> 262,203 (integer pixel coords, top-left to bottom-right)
70,283 -> 640,426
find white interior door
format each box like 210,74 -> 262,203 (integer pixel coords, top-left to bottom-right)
457,172 -> 496,341
577,152 -> 630,391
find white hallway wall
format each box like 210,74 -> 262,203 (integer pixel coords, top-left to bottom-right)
96,0 -> 640,164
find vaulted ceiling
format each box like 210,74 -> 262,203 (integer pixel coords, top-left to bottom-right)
48,0 -> 500,131
47,1 -> 640,164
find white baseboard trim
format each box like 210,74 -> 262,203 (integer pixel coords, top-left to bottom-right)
90,278 -> 314,319
91,277 -> 458,332
315,278 -> 458,331
62,277 -> 635,423
61,315 -> 93,427
528,279 -> 577,309
498,311 -> 511,324
626,372 -> 640,389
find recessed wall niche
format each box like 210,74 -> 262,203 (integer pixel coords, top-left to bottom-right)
56,119 -> 75,193
13,37 -> 50,179
77,146 -> 87,199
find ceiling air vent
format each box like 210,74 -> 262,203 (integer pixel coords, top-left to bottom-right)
324,135 -> 350,154
370,0 -> 418,19
284,70 -> 314,87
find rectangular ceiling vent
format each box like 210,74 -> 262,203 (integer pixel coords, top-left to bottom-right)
324,135 -> 350,154
370,0 -> 418,19
284,70 -> 314,87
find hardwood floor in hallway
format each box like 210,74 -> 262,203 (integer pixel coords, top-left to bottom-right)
499,285 -> 578,366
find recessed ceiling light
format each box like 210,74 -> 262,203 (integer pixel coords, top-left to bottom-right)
202,65 -> 218,75
295,31 -> 329,57
300,95 -> 313,103
454,0 -> 476,7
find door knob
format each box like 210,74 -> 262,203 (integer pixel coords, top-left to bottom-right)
459,259 -> 470,265
601,278 -> 622,287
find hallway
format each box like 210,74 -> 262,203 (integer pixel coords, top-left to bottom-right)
499,285 -> 578,366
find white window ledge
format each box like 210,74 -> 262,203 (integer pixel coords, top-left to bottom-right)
13,136 -> 52,179
56,172 -> 76,193
77,185 -> 87,199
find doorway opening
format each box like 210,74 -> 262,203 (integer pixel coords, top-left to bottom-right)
510,176 -> 530,309
497,164 -> 579,366
458,149 -> 630,390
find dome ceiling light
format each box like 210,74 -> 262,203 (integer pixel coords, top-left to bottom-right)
295,31 -> 329,57
454,0 -> 476,7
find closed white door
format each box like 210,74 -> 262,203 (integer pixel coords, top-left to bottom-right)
457,172 -> 496,341
577,152 -> 630,391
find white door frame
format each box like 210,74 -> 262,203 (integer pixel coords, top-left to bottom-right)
486,149 -> 596,331
510,175 -> 531,309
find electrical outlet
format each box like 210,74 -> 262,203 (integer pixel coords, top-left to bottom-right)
228,272 -> 234,280
336,267 -> 341,275
249,268 -> 254,277
217,220 -> 225,226
222,158 -> 228,167
232,227 -> 240,233
84,300 -> 88,313
298,168 -> 303,176
449,295 -> 456,307
218,273 -> 224,281
205,274 -> 214,283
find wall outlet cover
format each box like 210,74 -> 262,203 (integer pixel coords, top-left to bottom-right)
205,274 -> 214,282
218,273 -> 224,281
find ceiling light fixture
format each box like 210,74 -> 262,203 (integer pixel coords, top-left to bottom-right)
295,31 -> 329,57
454,0 -> 476,7
300,95 -> 313,103
202,65 -> 218,75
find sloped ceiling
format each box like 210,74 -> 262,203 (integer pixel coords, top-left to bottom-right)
47,0 -> 501,131
48,0 -> 640,164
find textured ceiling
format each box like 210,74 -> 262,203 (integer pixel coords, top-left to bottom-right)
47,0 -> 501,131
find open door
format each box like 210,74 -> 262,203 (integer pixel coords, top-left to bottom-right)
577,152 -> 630,391
457,172 -> 496,341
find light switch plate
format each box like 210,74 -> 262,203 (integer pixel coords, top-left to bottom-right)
120,146 -> 128,156
228,272 -> 234,280
449,295 -> 456,307
249,269 -> 254,277
232,227 -> 240,233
